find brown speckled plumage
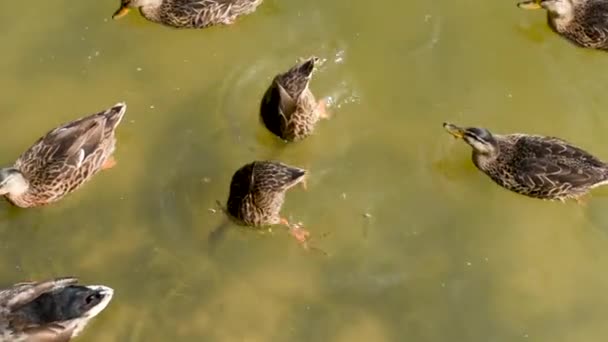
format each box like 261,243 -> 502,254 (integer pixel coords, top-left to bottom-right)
519,0 -> 608,50
226,161 -> 306,227
116,0 -> 263,29
260,57 -> 326,142
443,123 -> 608,201
4,103 -> 125,208
0,277 -> 113,341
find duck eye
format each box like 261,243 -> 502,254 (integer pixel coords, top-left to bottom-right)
85,293 -> 101,304
464,132 -> 479,141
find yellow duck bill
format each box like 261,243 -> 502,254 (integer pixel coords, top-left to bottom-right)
112,6 -> 131,19
443,122 -> 466,139
517,0 -> 542,9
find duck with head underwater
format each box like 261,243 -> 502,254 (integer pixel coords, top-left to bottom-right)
224,160 -> 311,244
517,0 -> 608,50
260,57 -> 329,142
112,0 -> 264,29
0,277 -> 113,341
443,122 -> 608,203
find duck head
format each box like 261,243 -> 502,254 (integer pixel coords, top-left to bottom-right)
112,0 -> 162,19
443,122 -> 499,157
517,0 -> 574,17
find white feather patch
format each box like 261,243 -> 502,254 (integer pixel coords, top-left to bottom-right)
75,149 -> 85,168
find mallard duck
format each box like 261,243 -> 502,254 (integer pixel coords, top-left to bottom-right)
112,0 -> 264,29
517,0 -> 608,50
0,103 -> 126,208
443,122 -> 608,202
226,160 -> 310,243
0,277 -> 113,341
260,57 -> 329,142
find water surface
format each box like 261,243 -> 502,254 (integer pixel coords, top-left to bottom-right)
3,0 -> 608,341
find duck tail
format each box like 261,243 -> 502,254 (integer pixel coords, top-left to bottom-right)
281,165 -> 307,190
287,166 -> 307,182
103,102 -> 127,130
291,57 -> 318,78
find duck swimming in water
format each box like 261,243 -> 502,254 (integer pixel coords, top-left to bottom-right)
443,122 -> 608,202
112,0 -> 264,29
260,57 -> 329,142
518,0 -> 608,50
0,277 -> 113,341
0,103 -> 125,208
225,160 -> 311,243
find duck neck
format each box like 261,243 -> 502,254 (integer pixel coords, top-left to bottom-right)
472,151 -> 498,171
139,3 -> 164,23
1,171 -> 32,207
547,9 -> 575,33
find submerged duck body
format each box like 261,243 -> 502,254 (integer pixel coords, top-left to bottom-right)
226,161 -> 307,226
225,161 -> 310,243
260,57 -> 328,142
0,103 -> 126,208
0,277 -> 113,341
113,0 -> 264,29
443,122 -> 608,202
518,0 -> 608,50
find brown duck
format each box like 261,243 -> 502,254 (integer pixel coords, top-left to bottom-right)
0,103 -> 126,208
260,57 -> 329,142
518,0 -> 608,50
112,0 -> 264,29
225,160 -> 310,243
443,122 -> 608,202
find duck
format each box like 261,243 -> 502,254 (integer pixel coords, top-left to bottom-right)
260,57 -> 329,142
443,122 -> 608,202
517,0 -> 608,50
0,277 -> 113,341
225,160 -> 310,243
0,103 -> 126,208
112,0 -> 264,29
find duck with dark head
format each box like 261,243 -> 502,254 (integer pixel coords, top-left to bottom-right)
443,122 -> 608,203
0,277 -> 113,341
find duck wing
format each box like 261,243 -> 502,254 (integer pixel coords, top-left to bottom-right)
16,103 -> 125,172
20,323 -> 74,342
252,161 -> 306,193
273,58 -> 317,118
276,58 -> 316,99
4,277 -> 78,310
512,136 -> 608,192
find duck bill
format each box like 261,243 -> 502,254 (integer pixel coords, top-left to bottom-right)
112,6 -> 130,19
443,123 -> 465,139
517,0 -> 542,10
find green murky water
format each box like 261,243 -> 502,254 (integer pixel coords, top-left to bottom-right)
3,0 -> 608,341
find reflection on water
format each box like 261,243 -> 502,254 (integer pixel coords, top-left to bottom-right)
3,0 -> 608,341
